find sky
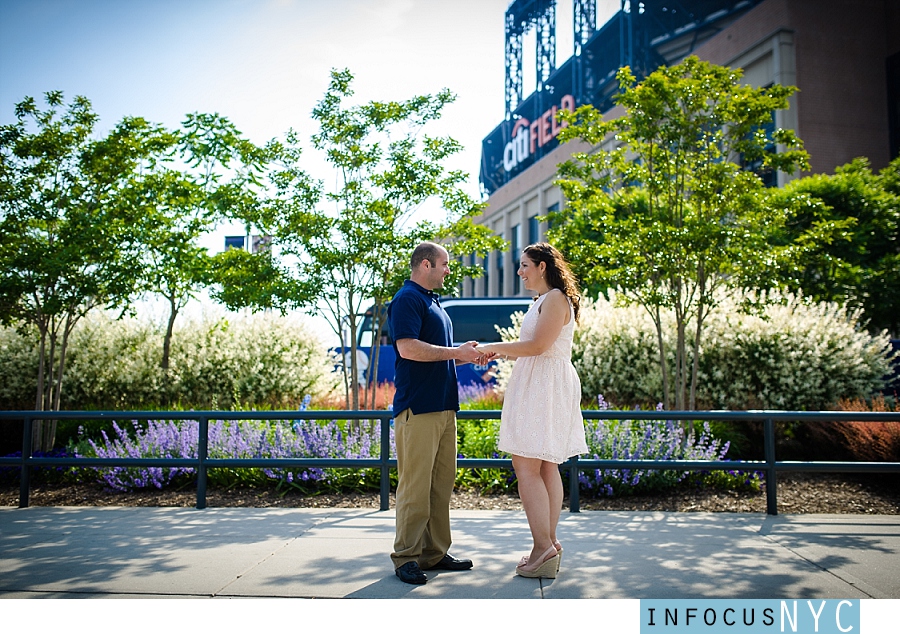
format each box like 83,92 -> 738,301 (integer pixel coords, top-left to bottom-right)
0,0 -> 620,338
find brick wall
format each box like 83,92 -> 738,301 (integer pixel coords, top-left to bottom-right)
694,0 -> 898,174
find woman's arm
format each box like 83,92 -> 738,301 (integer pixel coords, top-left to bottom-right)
475,290 -> 570,358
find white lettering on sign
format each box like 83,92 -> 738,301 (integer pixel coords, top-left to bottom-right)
502,94 -> 575,173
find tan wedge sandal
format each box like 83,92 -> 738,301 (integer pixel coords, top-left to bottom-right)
519,541 -> 563,572
515,545 -> 559,578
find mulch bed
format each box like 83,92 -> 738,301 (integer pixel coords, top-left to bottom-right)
3,473 -> 898,514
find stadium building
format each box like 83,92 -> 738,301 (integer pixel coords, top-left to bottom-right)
463,0 -> 900,298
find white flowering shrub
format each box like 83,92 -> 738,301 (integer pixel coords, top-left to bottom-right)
63,314 -> 170,409
0,324 -> 42,409
574,292 -> 666,407
696,292 -> 892,410
0,311 -> 339,411
572,289 -> 893,410
491,310 -> 525,397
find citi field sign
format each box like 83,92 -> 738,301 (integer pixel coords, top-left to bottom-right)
502,94 -> 575,172
480,0 -> 771,196
480,85 -> 578,195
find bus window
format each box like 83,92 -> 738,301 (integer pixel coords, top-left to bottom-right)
357,312 -> 391,347
357,299 -> 529,347
444,300 -> 530,345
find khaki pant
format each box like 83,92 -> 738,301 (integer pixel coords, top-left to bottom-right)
391,408 -> 457,569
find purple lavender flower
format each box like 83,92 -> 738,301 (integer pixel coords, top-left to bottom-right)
79,405 -> 397,492
581,406 -> 733,498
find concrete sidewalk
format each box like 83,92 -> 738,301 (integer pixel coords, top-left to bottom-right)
0,507 -> 898,599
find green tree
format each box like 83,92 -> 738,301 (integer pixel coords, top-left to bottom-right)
213,69 -> 502,409
0,92 -> 159,449
553,56 -> 809,410
768,157 -> 900,336
308,69 -> 501,409
131,113 -> 271,376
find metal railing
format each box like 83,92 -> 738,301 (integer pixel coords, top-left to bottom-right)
2,409 -> 899,515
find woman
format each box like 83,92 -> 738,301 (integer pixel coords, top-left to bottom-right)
476,243 -> 587,579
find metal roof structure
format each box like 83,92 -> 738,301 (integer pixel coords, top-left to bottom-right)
485,0 -> 764,195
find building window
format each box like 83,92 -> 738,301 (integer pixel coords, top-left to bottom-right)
546,202 -> 560,231
224,235 -> 245,250
511,223 -> 521,294
741,106 -> 777,188
888,51 -> 900,161
482,253 -> 489,298
496,248 -> 504,297
529,215 -> 540,245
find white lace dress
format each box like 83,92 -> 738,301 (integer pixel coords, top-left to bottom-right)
498,291 -> 587,464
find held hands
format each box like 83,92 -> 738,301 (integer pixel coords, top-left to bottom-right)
456,341 -> 484,364
475,344 -> 498,365
457,341 -> 498,365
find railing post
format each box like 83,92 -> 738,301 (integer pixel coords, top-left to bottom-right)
196,417 -> 209,510
567,455 -> 580,513
380,413 -> 390,512
764,417 -> 778,516
19,416 -> 33,509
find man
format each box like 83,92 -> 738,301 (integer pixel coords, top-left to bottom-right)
388,241 -> 490,585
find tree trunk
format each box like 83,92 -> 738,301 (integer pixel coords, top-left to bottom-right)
653,306 -> 670,410
35,320 -> 61,452
369,298 -> 384,410
32,324 -> 48,453
346,304 -> 362,432
348,316 -> 360,412
690,269 -> 709,412
688,264 -> 709,416
34,325 -> 47,411
673,290 -> 691,448
162,296 -> 179,372
690,303 -> 704,412
51,314 -> 76,412
341,350 -> 350,409
371,339 -> 381,409
45,316 -> 77,451
675,316 -> 687,410
45,323 -> 57,412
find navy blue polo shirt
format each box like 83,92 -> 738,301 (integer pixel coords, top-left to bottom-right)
388,280 -> 459,416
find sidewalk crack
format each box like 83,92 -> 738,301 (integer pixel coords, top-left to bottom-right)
758,532 -> 877,599
211,510 -> 342,597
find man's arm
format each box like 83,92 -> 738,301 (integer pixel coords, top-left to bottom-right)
395,338 -> 482,364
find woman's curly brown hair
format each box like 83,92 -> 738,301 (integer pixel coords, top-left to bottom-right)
522,242 -> 581,323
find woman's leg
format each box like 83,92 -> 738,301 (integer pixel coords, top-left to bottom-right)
512,454 -> 555,564
540,460 -> 564,546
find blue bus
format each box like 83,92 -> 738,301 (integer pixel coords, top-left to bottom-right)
347,297 -> 532,387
